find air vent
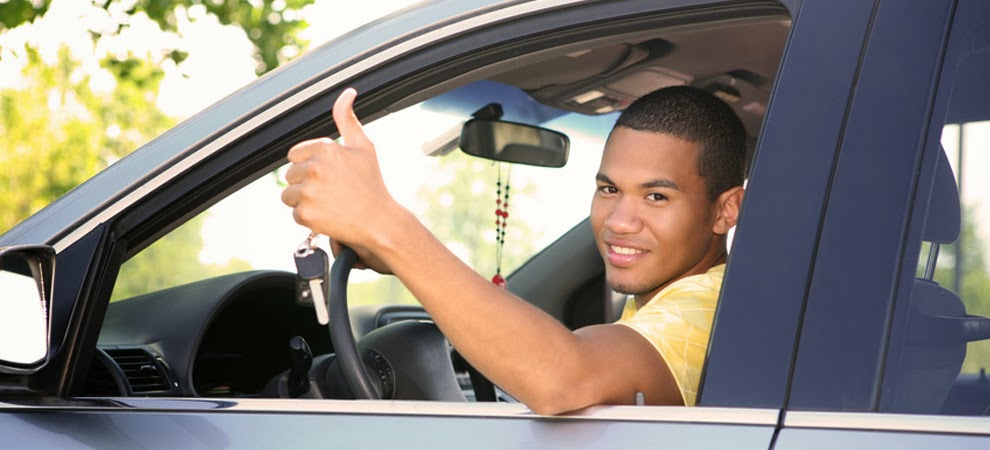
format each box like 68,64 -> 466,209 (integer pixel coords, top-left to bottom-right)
104,348 -> 170,395
81,351 -> 125,396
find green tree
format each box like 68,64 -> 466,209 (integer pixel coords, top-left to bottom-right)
0,46 -> 253,299
928,206 -> 990,373
418,153 -> 536,277
2,1 -> 315,230
1,47 -> 174,232
2,1 -> 314,296
347,152 -> 538,306
110,215 -> 252,301
0,0 -> 316,75
0,0 -> 50,31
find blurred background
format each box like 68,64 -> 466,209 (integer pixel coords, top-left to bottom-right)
0,0 -> 605,307
1,0 -> 419,233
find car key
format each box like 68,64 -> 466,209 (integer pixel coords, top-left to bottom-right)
295,232 -> 330,325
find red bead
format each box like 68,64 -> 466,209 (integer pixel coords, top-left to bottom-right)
496,199 -> 502,205
502,211 -> 509,219
491,274 -> 507,289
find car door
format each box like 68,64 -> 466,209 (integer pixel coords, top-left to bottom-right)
703,0 -> 879,409
776,0 -> 990,447
2,1 -> 794,447
23,0 -> 968,448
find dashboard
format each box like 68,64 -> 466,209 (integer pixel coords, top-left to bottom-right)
81,271 -> 411,398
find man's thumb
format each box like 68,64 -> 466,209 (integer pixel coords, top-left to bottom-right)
332,87 -> 372,148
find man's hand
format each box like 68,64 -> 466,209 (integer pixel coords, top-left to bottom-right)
281,87 -> 396,274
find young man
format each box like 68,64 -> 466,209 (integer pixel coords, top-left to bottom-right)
281,85 -> 746,414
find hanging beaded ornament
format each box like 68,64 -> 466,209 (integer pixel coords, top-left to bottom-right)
492,163 -> 511,289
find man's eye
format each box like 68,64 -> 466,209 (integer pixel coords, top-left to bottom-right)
647,193 -> 667,202
598,186 -> 618,195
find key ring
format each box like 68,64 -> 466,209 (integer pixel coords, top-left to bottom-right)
295,232 -> 319,258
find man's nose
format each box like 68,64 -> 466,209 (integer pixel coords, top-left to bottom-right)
604,197 -> 642,234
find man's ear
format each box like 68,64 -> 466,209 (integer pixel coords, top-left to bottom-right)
712,186 -> 744,236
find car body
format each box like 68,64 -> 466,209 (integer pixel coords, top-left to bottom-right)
2,0 -> 990,448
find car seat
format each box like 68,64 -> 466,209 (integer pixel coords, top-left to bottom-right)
882,146 -> 990,414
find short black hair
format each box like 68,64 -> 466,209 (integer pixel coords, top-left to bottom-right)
613,85 -> 747,201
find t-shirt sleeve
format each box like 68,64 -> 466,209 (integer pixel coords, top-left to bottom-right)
615,282 -> 718,406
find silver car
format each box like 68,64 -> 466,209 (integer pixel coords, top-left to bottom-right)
3,0 -> 990,448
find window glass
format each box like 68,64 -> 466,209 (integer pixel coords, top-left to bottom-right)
937,122 -> 990,373
110,83 -> 614,303
885,0 -> 990,415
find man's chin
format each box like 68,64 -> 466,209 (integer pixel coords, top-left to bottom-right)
607,279 -> 657,297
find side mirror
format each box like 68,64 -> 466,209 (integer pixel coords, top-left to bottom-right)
0,245 -> 55,375
459,119 -> 569,168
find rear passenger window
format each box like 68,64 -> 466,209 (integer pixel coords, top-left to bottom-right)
883,0 -> 990,415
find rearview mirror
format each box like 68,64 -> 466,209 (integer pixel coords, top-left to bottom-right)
0,245 -> 55,375
459,119 -> 569,168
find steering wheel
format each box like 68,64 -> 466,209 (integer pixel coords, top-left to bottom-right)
328,246 -> 467,401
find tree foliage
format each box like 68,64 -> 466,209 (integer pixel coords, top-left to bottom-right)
0,0 -> 50,32
2,1 -> 313,297
0,0 -> 316,75
929,207 -> 990,373
0,45 -> 256,299
0,47 -> 174,233
110,215 -> 252,301
346,152 -> 539,306
419,153 -> 536,278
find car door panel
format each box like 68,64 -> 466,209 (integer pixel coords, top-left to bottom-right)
786,0 -> 956,411
703,0 -> 875,408
2,0 -> 983,445
0,402 -> 778,450
776,412 -> 990,449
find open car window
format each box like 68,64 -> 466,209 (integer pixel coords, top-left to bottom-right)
106,11 -> 795,306
110,82 -> 616,304
85,3 -> 791,407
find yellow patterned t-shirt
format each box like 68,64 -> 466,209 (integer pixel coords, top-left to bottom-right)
615,264 -> 724,406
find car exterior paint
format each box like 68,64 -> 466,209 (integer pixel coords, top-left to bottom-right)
2,0 -> 989,448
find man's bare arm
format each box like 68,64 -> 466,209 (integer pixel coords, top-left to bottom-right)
282,88 -> 682,414
377,207 -> 683,413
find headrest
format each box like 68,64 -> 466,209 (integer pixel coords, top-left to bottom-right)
923,147 -> 961,244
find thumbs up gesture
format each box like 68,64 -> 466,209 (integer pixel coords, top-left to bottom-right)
281,88 -> 397,272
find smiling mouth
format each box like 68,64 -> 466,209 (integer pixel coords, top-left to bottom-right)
610,245 -> 645,255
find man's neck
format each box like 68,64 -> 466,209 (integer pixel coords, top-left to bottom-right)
632,251 -> 727,309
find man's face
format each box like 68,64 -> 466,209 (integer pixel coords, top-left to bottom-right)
590,127 -> 723,302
